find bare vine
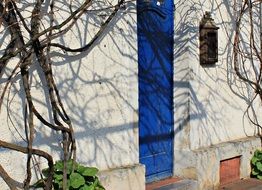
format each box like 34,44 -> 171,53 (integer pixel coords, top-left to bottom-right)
232,0 -> 262,132
0,0 -> 126,189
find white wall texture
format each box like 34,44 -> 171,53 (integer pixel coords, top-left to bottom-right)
0,1 -> 138,188
1,0 -> 261,189
173,1 -> 262,188
174,0 -> 262,151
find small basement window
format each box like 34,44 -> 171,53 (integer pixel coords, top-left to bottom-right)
220,156 -> 241,185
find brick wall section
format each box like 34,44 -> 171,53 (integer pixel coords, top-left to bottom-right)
220,156 -> 241,185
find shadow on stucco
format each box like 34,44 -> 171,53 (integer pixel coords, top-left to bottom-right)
0,0 -> 139,188
1,0 -> 261,188
173,0 -> 260,155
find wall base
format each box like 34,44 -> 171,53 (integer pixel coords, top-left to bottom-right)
98,164 -> 145,190
174,137 -> 261,190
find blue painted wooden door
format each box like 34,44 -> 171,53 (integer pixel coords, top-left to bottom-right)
137,0 -> 174,182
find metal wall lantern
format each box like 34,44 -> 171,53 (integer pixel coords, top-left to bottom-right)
200,11 -> 219,65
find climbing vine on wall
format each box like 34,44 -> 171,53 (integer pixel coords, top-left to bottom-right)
230,0 -> 262,131
0,0 -> 126,189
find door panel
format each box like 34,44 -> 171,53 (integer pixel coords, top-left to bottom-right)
137,0 -> 174,182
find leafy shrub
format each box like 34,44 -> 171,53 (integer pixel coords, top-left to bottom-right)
251,150 -> 262,179
34,160 -> 105,190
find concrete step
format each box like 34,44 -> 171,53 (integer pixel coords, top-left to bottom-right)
146,179 -> 198,190
154,180 -> 198,190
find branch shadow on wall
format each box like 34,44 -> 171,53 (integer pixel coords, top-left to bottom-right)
173,0 -> 260,153
0,0 -> 140,188
0,0 -> 260,188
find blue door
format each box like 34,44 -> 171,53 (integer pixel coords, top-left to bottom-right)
137,0 -> 174,183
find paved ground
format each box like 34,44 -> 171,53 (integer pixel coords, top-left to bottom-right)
146,178 -> 262,190
219,178 -> 262,190
153,180 -> 197,190
146,178 -> 197,190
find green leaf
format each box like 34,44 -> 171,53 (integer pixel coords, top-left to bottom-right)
37,161 -> 103,189
54,159 -> 75,174
252,157 -> 259,165
54,160 -> 64,172
54,179 -> 63,189
252,168 -> 260,176
255,150 -> 262,160
67,180 -> 71,190
79,184 -> 95,190
53,178 -> 71,190
257,174 -> 262,180
77,165 -> 86,174
97,186 -> 105,190
97,181 -> 105,190
66,159 -> 74,174
256,162 -> 262,171
93,177 -> 99,186
86,178 -> 101,190
54,173 -> 63,181
69,172 -> 85,189
255,150 -> 261,155
78,167 -> 98,177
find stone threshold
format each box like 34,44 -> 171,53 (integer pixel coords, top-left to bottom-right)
146,177 -> 182,190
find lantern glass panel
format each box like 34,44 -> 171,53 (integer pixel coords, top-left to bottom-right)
207,32 -> 217,59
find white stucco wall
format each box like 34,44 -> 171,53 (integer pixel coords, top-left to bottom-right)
0,1 -> 138,188
174,0 -> 262,151
1,0 -> 261,188
173,1 -> 262,188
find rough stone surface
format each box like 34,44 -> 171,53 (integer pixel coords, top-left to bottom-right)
219,178 -> 262,190
98,164 -> 145,190
174,137 -> 261,190
155,180 -> 198,190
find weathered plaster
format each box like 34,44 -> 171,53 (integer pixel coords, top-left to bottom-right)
98,164 -> 145,190
174,0 -> 261,151
173,0 -> 262,189
174,137 -> 261,190
0,1 -> 141,188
